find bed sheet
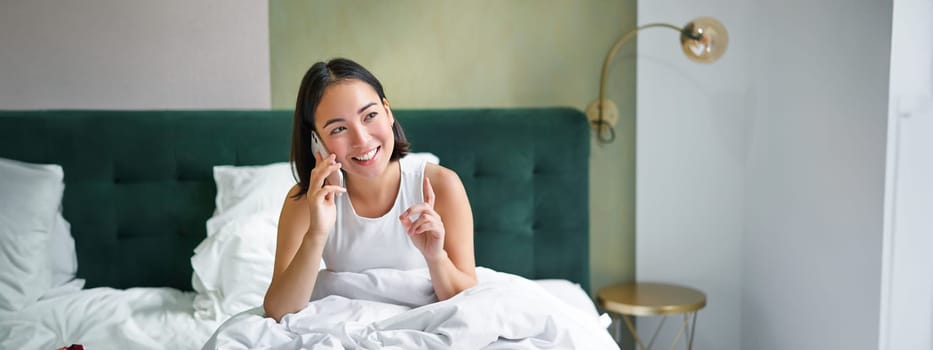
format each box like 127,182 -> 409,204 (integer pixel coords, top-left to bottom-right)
0,276 -> 605,350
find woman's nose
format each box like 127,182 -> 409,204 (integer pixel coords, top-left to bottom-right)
349,126 -> 370,146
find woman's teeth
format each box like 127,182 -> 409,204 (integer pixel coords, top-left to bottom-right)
353,147 -> 378,161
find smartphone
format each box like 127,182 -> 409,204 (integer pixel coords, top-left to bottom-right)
311,131 -> 342,186
311,131 -> 330,159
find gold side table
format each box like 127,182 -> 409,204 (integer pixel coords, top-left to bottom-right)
597,282 -> 706,350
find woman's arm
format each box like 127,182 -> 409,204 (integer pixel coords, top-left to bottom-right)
401,164 -> 477,300
264,156 -> 343,321
262,187 -> 324,321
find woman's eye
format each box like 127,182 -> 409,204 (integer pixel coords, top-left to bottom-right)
365,112 -> 378,121
329,126 -> 346,135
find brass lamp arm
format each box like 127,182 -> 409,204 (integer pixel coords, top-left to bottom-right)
589,17 -> 728,143
596,23 -> 681,143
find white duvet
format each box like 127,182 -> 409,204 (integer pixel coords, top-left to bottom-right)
0,280 -> 219,349
204,267 -> 619,350
0,273 -> 613,350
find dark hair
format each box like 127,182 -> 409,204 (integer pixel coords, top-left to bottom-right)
290,58 -> 410,198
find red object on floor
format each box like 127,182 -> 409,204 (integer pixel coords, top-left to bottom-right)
57,345 -> 84,350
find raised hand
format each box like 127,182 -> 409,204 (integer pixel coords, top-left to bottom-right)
306,152 -> 345,241
399,175 -> 446,260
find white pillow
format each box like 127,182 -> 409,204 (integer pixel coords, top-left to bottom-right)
49,213 -> 78,288
206,162 -> 295,235
0,157 -> 64,311
192,213 -> 278,320
192,153 -> 439,320
404,152 -> 440,166
0,159 -> 80,292
192,162 -> 295,320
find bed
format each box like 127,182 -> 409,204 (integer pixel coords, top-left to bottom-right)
0,108 -> 614,349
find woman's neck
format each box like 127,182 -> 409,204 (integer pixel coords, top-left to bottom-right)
343,160 -> 402,218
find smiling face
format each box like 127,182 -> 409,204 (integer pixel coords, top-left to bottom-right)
313,79 -> 396,179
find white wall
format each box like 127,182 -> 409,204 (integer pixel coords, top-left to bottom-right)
0,0 -> 270,109
636,0 -> 749,349
638,0 -> 892,349
742,0 -> 891,349
879,0 -> 933,348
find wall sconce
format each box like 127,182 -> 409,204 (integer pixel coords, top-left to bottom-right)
586,17 -> 729,143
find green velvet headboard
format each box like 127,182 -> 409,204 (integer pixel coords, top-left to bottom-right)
0,108 -> 590,291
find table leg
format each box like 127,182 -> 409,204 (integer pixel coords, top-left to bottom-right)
622,315 -> 647,350
669,314 -> 689,350
687,312 -> 698,350
616,312 -> 700,350
646,316 -> 667,349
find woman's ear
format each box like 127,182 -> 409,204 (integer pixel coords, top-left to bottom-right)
383,98 -> 394,123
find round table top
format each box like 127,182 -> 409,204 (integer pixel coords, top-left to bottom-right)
597,282 -> 707,316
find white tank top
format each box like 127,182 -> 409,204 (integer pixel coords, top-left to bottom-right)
321,156 -> 429,272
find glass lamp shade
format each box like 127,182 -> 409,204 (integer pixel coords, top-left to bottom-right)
680,17 -> 729,63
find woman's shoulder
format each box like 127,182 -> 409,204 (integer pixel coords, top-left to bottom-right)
422,163 -> 471,213
285,183 -> 304,199
277,183 -> 309,228
280,183 -> 311,211
424,163 -> 463,193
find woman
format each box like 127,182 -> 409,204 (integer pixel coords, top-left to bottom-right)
262,58 -> 477,321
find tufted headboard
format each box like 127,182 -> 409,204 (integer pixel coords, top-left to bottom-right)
0,108 -> 590,291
